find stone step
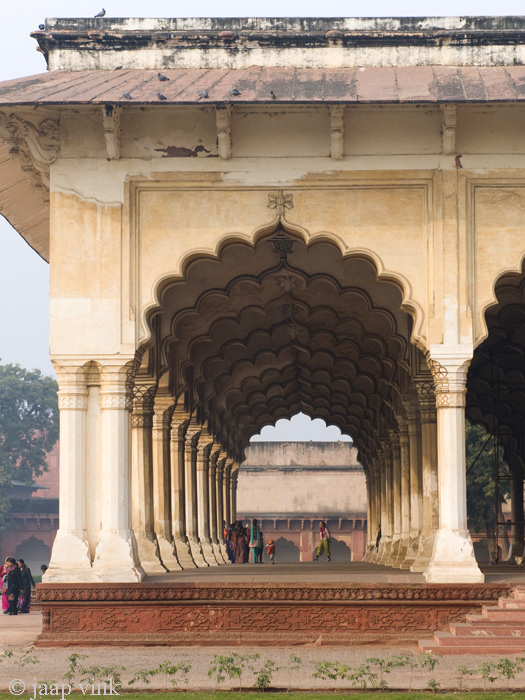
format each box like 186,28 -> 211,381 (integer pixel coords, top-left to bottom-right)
498,597 -> 525,609
419,639 -> 525,655
482,606 -> 525,621
465,613 -> 520,625
450,623 -> 525,637
434,631 -> 525,647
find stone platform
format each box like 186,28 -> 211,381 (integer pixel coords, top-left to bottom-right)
35,563 -> 517,647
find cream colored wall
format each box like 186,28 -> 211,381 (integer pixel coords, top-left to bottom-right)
48,103 -> 525,360
237,468 -> 367,516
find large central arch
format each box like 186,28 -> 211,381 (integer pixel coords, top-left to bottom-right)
122,222 -> 442,575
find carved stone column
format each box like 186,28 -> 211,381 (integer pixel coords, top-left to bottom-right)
377,444 -> 393,563
216,452 -> 229,561
45,365 -> 95,582
230,465 -> 239,523
509,476 -> 524,561
169,407 -> 195,568
388,437 -> 402,566
410,380 -> 439,572
424,348 -> 484,583
223,459 -> 233,532
209,443 -> 225,563
152,394 -> 181,571
185,421 -> 208,567
196,432 -> 219,565
401,406 -> 423,568
93,364 -> 144,581
394,421 -> 411,568
130,385 -> 166,575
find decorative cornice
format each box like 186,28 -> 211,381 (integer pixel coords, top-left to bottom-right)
0,112 -> 59,200
58,394 -> 88,410
36,583 -> 511,603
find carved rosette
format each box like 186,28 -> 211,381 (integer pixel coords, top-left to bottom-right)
0,112 -> 59,200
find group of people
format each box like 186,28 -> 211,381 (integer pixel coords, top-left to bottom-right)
224,519 -> 276,564
1,558 -> 37,615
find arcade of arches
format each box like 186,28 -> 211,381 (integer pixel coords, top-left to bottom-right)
3,16 -> 525,588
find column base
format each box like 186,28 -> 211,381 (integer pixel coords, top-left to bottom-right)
200,539 -> 219,566
189,537 -> 209,567
376,537 -> 392,565
387,536 -> 401,566
135,532 -> 168,575
157,536 -> 183,571
93,530 -> 145,582
424,528 -> 484,583
220,540 -> 230,563
410,531 -> 437,572
400,535 -> 421,569
212,541 -> 225,563
173,537 -> 197,568
392,537 -> 409,568
44,529 -> 97,583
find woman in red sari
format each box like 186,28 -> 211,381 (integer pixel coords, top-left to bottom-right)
1,557 -> 10,614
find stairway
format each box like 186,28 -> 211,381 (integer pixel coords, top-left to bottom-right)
419,586 -> 525,655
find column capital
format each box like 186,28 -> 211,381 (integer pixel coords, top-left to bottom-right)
428,344 -> 472,408
99,363 -> 132,410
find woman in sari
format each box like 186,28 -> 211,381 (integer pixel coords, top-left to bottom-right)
234,521 -> 248,563
17,559 -> 35,613
226,523 -> 236,563
1,557 -> 10,614
249,518 -> 261,564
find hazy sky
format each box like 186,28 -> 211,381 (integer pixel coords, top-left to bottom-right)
1,0 -> 521,439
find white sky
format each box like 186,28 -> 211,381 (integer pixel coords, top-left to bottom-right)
0,0 -> 521,439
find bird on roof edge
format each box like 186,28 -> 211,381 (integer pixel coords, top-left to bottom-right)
158,72 -> 169,81
122,91 -> 132,99
197,89 -> 209,99
94,8 -> 106,18
38,24 -> 45,30
157,92 -> 167,101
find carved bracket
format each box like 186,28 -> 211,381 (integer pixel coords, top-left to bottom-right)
0,112 -> 59,200
102,104 -> 121,159
441,104 -> 457,155
215,105 -> 231,160
330,105 -> 345,160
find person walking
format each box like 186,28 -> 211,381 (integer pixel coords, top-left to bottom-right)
4,558 -> 22,615
314,521 -> 331,562
17,560 -> 35,613
249,518 -> 261,564
376,526 -> 382,553
267,539 -> 276,564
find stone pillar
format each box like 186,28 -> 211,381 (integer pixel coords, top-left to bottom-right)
230,466 -> 239,522
45,365 -> 95,582
424,348 -> 484,583
169,406 -> 195,568
363,472 -> 373,561
152,394 -> 181,571
388,437 -> 402,566
185,421 -> 208,567
377,444 -> 393,563
410,380 -> 439,572
216,452 -> 229,561
394,421 -> 411,568
196,432 -> 219,565
223,459 -> 232,530
509,476 -> 525,561
130,385 -> 166,574
402,405 -> 423,568
93,364 -> 144,581
208,443 -> 225,563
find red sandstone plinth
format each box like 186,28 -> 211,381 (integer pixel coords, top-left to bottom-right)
35,582 -> 511,647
